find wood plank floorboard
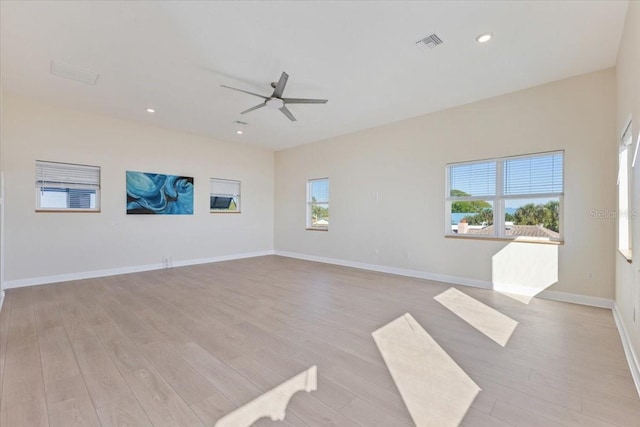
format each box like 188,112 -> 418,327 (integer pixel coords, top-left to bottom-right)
1,255 -> 639,426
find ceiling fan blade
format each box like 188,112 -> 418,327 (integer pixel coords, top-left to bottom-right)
272,72 -> 289,98
279,105 -> 297,122
282,98 -> 328,104
240,103 -> 266,115
221,85 -> 268,100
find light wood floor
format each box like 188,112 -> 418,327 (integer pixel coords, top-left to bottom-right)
1,255 -> 639,426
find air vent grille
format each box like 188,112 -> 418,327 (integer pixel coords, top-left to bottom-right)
416,34 -> 443,49
50,60 -> 99,85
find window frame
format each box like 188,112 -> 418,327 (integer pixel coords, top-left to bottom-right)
618,118 -> 633,260
445,151 -> 564,243
307,177 -> 329,231
209,177 -> 241,213
35,160 -> 101,212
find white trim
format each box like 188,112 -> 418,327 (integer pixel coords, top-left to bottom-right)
3,250 -> 274,289
0,291 -> 4,313
613,302 -> 640,397
536,290 -> 613,309
276,250 -> 492,290
1,172 -> 5,295
621,113 -> 633,141
273,251 -> 614,309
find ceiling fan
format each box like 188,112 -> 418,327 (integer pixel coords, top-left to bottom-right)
221,71 -> 327,122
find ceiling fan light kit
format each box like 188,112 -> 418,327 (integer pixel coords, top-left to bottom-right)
221,71 -> 327,122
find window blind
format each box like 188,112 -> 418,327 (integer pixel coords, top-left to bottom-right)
309,179 -> 329,203
210,178 -> 240,195
36,161 -> 100,190
503,152 -> 563,196
449,161 -> 496,197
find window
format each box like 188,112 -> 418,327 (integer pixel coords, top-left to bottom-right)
210,178 -> 240,213
307,178 -> 329,230
619,120 -> 633,257
446,151 -> 563,242
36,160 -> 100,211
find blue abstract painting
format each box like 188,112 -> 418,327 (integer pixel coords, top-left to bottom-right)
126,171 -> 194,215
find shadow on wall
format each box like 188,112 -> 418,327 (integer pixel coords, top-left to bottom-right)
492,241 -> 559,304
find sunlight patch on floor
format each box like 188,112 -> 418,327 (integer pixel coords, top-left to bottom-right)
434,287 -> 518,346
372,313 -> 480,426
492,242 -> 558,304
215,365 -> 317,427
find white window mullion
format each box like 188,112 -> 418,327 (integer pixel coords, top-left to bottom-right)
559,195 -> 564,241
495,159 -> 504,238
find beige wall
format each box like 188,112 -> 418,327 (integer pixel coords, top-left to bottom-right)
1,94 -> 274,284
275,69 -> 617,300
616,0 -> 640,381
0,86 -> 4,302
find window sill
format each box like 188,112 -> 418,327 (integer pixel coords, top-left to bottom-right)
618,248 -> 632,263
445,235 -> 563,245
306,228 -> 328,232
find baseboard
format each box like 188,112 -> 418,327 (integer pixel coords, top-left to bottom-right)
536,290 -> 614,309
3,250 -> 274,289
613,302 -> 640,398
274,250 -> 493,290
273,250 -> 614,309
0,290 -> 4,313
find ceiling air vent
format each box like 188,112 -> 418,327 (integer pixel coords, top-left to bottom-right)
50,60 -> 99,85
416,33 -> 443,49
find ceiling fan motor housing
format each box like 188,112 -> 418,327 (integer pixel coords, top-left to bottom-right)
266,98 -> 285,109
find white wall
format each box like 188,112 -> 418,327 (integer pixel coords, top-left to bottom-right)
1,94 -> 274,285
615,0 -> 640,388
275,69 -> 616,300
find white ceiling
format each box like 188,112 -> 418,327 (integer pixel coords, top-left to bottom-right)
0,1 -> 629,150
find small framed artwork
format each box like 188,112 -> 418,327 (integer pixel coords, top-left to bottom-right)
126,171 -> 194,215
210,178 -> 240,213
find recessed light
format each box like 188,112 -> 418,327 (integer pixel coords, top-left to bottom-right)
146,108 -> 155,113
476,33 -> 493,43
236,130 -> 243,135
